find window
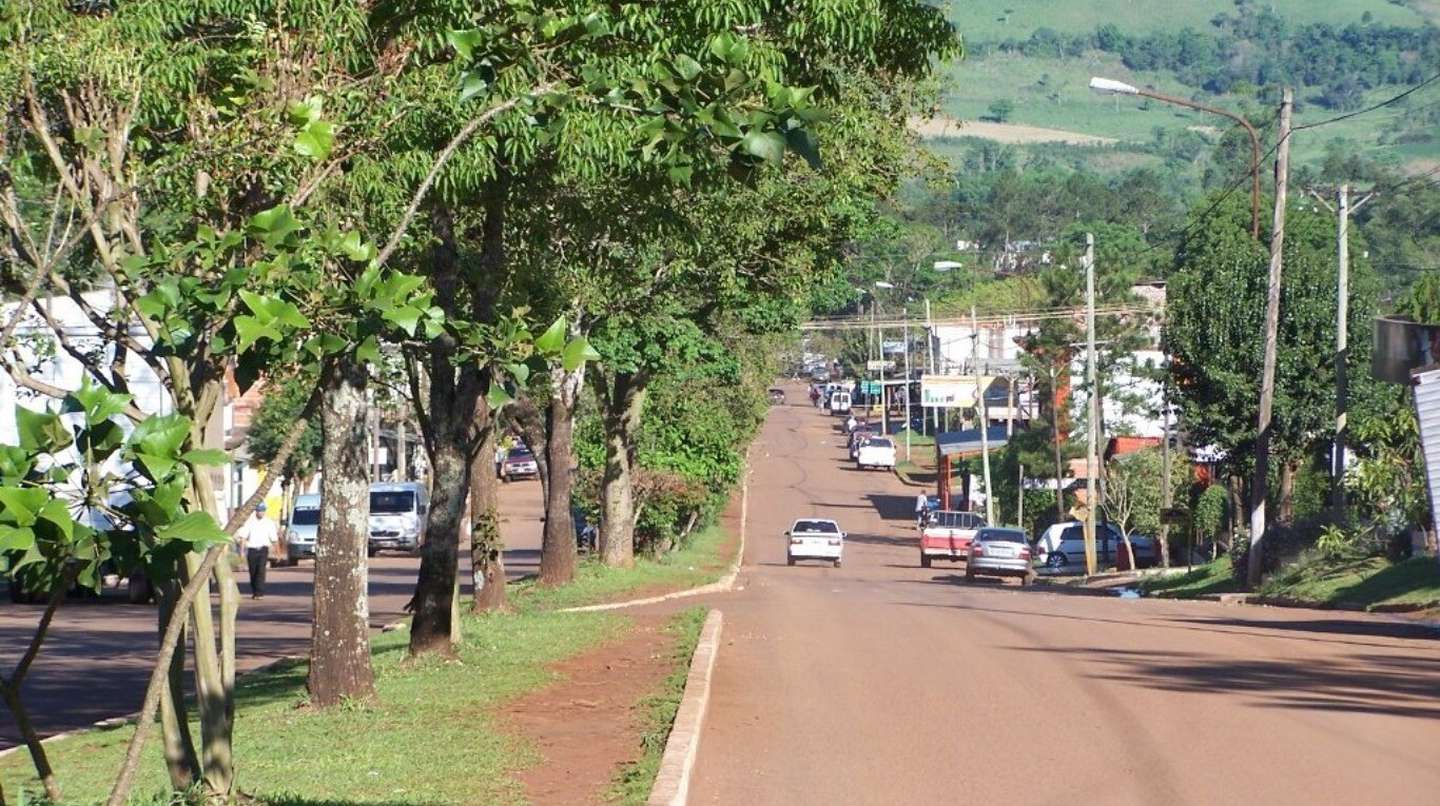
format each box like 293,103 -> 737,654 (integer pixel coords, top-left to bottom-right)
291,509 -> 320,526
979,529 -> 1027,543
793,520 -> 839,534
507,449 -> 533,461
370,491 -> 416,514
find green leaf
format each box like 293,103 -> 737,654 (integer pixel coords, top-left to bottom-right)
37,499 -> 74,542
137,453 -> 178,481
0,487 -> 49,526
784,127 -> 822,169
15,407 -> 72,452
129,414 -> 191,461
247,205 -> 302,247
382,305 -> 423,337
674,54 -> 703,82
294,120 -> 335,160
486,383 -> 514,410
0,525 -> 35,552
561,336 -> 601,372
285,96 -> 323,125
534,317 -> 567,355
505,362 -> 530,386
233,316 -> 280,352
668,164 -> 693,185
447,29 -> 484,59
460,72 -> 489,103
156,511 -> 231,549
64,378 -> 133,426
181,449 -> 229,466
355,334 -> 381,365
740,130 -> 786,165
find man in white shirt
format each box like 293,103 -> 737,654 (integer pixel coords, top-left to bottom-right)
239,503 -> 279,599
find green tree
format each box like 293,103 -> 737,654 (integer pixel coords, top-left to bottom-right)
246,377 -> 323,487
988,98 -> 1015,123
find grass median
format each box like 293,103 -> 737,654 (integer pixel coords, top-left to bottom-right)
1141,556 -> 1241,598
608,606 -> 708,805
1,610 -> 626,805
1259,555 -> 1440,611
510,524 -> 734,613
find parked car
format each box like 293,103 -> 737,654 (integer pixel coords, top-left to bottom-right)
1033,521 -> 1158,572
829,390 -> 852,416
785,518 -> 845,567
368,481 -> 428,556
919,510 -> 987,568
768,387 -> 786,404
499,447 -> 540,482
855,436 -> 896,470
281,494 -> 320,565
848,424 -> 876,459
966,527 -> 1035,585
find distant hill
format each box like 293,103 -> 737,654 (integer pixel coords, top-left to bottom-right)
932,0 -> 1440,173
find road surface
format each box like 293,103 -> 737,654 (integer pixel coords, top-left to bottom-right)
691,389 -> 1440,805
0,478 -> 546,748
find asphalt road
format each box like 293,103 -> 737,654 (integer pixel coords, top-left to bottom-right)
690,388 -> 1440,805
0,478 -> 546,749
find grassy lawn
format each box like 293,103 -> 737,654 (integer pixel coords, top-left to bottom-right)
509,525 -> 734,613
1261,555 -> 1440,611
1141,556 -> 1241,598
949,0 -> 1426,41
608,607 -> 708,805
1,610 -> 626,805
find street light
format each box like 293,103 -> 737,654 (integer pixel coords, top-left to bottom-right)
1089,76 -> 1262,240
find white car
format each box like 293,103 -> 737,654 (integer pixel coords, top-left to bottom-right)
855,437 -> 896,470
786,518 -> 845,567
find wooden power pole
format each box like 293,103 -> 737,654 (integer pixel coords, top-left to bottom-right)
1248,87 -> 1293,589
1084,233 -> 1099,576
971,306 -> 995,524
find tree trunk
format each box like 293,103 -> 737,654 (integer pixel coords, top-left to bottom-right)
539,367 -> 582,586
595,370 -> 648,567
410,431 -> 468,654
155,580 -> 199,790
470,400 -> 508,612
308,355 -> 377,706
1278,459 -> 1297,525
1051,371 -> 1066,526
1226,473 -> 1244,553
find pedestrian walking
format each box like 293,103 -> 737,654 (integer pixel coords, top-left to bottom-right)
810,386 -> 821,408
239,503 -> 278,599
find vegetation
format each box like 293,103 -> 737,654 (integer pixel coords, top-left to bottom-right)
1260,555 -> 1440,610
0,610 -> 626,804
1141,556 -> 1242,598
608,607 -> 709,805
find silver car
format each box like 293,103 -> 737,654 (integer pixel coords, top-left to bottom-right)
965,527 -> 1035,585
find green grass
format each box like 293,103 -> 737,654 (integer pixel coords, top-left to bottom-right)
894,428 -> 936,449
947,0 -> 1427,42
1141,556 -> 1241,598
509,525 -> 733,613
1,610 -> 627,805
1260,554 -> 1440,610
607,607 -> 708,805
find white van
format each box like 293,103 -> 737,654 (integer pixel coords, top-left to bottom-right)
829,390 -> 852,416
282,493 -> 321,564
369,481 -> 428,555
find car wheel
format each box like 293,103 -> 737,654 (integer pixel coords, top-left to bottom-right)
367,546 -> 378,558
787,554 -> 795,567
920,553 -> 932,568
965,567 -> 976,582
1047,552 -> 1068,571
833,558 -> 841,568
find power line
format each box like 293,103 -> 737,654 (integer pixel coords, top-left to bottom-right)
1294,70 -> 1440,132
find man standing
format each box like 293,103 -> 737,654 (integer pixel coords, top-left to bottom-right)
240,503 -> 278,599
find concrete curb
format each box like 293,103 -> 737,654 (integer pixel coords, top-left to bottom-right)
647,609 -> 724,806
561,452 -> 751,614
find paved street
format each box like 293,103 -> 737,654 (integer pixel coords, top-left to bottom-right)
0,479 -> 546,749
691,390 -> 1440,805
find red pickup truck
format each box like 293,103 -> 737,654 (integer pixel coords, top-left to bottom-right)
919,510 -> 987,568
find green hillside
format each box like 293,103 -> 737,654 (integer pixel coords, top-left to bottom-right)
933,0 -> 1440,173
948,0 -> 1430,42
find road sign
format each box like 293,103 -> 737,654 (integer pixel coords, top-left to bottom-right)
920,374 -> 985,408
866,360 -> 895,371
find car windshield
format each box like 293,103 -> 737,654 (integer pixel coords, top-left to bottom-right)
979,528 -> 1027,543
792,520 -> 839,534
929,511 -> 986,529
291,508 -> 320,526
506,449 -> 533,461
865,438 -> 893,448
370,491 -> 416,514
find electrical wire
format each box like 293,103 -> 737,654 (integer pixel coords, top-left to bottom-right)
1294,70 -> 1440,131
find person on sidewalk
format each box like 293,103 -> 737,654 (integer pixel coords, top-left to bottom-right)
240,503 -> 278,599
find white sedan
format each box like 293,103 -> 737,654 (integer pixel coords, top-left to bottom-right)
786,518 -> 845,567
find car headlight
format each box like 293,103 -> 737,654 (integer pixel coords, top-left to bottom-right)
287,530 -> 299,542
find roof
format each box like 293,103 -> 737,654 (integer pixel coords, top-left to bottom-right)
936,426 -> 1011,458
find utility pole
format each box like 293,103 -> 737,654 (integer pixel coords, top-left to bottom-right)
971,306 -> 995,523
1309,182 -> 1375,518
926,297 -> 939,434
1249,87 -> 1293,589
1017,463 -> 1025,531
1084,233 -> 1099,576
1049,364 -> 1066,528
1160,390 -> 1173,568
904,316 -> 912,461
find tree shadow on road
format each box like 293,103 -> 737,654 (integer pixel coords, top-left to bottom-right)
863,493 -> 921,522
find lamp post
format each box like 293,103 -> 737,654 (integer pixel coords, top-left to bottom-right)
1089,76 -> 1262,240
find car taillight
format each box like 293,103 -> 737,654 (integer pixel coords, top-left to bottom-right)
828,539 -> 841,546
790,538 -> 803,545
971,544 -> 984,557
1019,547 -> 1031,559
